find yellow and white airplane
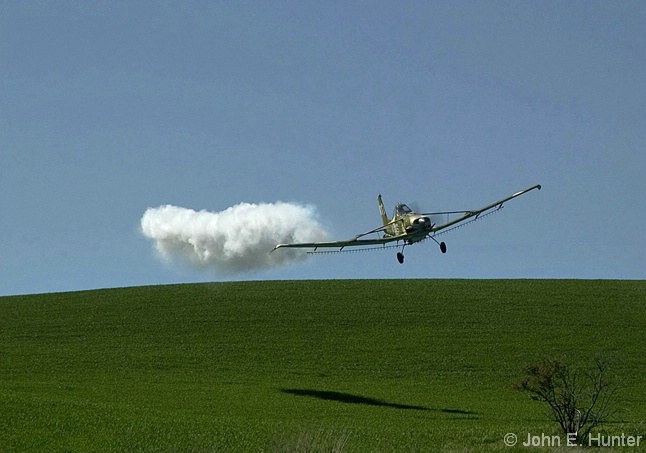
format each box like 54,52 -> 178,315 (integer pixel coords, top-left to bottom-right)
272,184 -> 541,264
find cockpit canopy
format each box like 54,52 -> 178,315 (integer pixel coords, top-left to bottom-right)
394,204 -> 412,217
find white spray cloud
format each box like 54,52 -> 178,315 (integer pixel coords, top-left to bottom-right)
140,202 -> 329,274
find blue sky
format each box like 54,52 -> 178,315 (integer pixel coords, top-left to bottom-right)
2,1 -> 644,295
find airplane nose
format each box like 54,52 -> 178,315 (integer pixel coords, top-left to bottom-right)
412,217 -> 433,230
420,217 -> 433,229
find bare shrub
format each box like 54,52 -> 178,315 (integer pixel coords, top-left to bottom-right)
515,355 -> 618,444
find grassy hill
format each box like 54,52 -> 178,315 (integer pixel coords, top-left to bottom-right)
1,280 -> 644,452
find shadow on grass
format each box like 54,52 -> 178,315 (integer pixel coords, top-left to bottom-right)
280,388 -> 476,415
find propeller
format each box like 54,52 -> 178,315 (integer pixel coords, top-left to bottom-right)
410,201 -> 460,228
429,212 -> 457,228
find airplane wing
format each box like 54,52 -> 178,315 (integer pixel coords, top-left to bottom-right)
426,184 -> 542,233
272,233 -> 405,252
272,215 -> 408,252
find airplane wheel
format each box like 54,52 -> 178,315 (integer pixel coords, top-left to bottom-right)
440,242 -> 447,254
396,252 -> 404,264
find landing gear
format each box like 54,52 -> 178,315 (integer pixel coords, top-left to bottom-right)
394,240 -> 447,263
430,235 -> 447,254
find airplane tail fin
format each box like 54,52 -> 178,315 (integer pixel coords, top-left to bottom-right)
378,194 -> 389,225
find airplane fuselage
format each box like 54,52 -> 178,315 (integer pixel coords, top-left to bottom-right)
383,208 -> 433,243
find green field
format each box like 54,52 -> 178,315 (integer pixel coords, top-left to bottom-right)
1,280 -> 645,452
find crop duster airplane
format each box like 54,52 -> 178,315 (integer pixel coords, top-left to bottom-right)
272,184 -> 541,264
